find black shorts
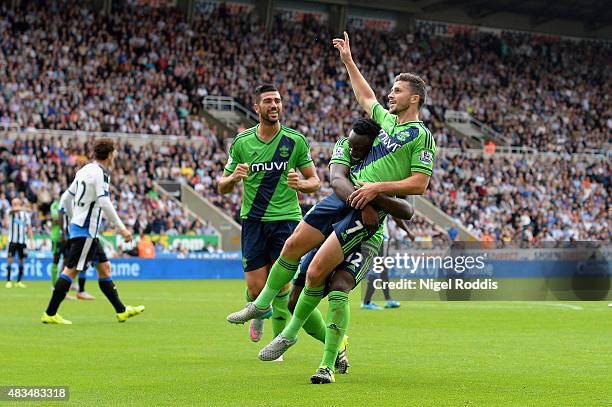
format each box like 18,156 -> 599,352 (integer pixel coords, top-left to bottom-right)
303,193 -> 385,256
52,240 -> 70,258
293,238 -> 382,293
241,219 -> 299,272
7,243 -> 26,259
64,237 -> 108,272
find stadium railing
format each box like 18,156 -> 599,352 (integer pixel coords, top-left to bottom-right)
0,128 -> 198,146
203,95 -> 259,128
444,110 -> 509,146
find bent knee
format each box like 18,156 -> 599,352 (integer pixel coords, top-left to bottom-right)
96,263 -> 112,278
281,235 -> 304,258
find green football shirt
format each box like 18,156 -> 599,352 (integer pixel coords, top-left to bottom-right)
224,124 -> 314,222
330,103 -> 436,183
50,200 -> 61,242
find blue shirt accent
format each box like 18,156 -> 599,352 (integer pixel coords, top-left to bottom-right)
69,224 -> 90,238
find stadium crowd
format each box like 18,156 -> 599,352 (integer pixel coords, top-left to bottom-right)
0,1 -> 609,245
429,152 -> 610,241
2,1 -> 610,152
0,136 -> 220,242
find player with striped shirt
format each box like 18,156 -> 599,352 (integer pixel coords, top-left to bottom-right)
5,198 -> 33,288
41,138 -> 144,324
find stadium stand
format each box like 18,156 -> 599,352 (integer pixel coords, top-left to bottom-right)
0,0 -> 609,245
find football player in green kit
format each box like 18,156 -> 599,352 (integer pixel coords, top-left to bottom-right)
228,32 -> 436,384
218,84 -> 320,350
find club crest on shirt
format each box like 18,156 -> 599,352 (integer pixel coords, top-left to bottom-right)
279,146 -> 290,158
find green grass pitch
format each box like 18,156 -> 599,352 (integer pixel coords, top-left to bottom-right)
1,280 -> 611,406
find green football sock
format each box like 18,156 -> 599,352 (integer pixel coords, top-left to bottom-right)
254,256 -> 298,310
302,307 -> 326,343
271,290 -> 291,337
320,291 -> 350,371
281,284 -> 325,340
51,263 -> 58,285
245,288 -> 255,303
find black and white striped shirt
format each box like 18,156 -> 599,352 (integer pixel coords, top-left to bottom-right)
8,210 -> 31,245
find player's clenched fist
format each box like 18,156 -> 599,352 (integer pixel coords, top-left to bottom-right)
332,31 -> 352,64
232,163 -> 249,183
287,168 -> 300,190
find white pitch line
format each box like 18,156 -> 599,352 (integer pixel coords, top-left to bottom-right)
536,303 -> 583,311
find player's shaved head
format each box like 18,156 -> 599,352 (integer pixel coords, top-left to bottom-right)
93,137 -> 116,161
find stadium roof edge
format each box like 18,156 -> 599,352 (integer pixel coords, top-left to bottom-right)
303,0 -> 612,39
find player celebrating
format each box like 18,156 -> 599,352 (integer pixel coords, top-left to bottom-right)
41,138 -> 144,324
282,118 -> 415,381
218,84 -> 320,344
228,32 -> 435,383
5,198 -> 33,288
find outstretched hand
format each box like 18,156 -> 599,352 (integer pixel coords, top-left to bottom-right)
332,31 -> 352,64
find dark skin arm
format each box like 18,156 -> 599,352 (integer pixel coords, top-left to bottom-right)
370,195 -> 414,220
392,216 -> 415,241
330,164 -> 414,233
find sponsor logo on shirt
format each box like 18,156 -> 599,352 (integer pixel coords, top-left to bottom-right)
250,161 -> 289,172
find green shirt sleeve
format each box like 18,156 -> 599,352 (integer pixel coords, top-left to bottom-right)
50,202 -> 60,220
371,103 -> 397,135
409,130 -> 436,176
296,135 -> 314,169
223,139 -> 241,175
329,137 -> 351,167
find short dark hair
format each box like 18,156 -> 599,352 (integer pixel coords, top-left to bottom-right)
395,73 -> 427,109
93,137 -> 115,160
254,84 -> 279,102
352,118 -> 381,142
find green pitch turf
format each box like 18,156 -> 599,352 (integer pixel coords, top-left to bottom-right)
1,281 -> 610,406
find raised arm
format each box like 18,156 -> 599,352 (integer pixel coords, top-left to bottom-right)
333,32 -> 378,117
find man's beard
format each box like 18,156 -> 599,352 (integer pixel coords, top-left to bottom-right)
262,110 -> 280,124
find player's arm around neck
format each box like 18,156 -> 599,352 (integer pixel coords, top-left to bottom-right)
333,32 -> 378,117
288,165 -> 320,193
